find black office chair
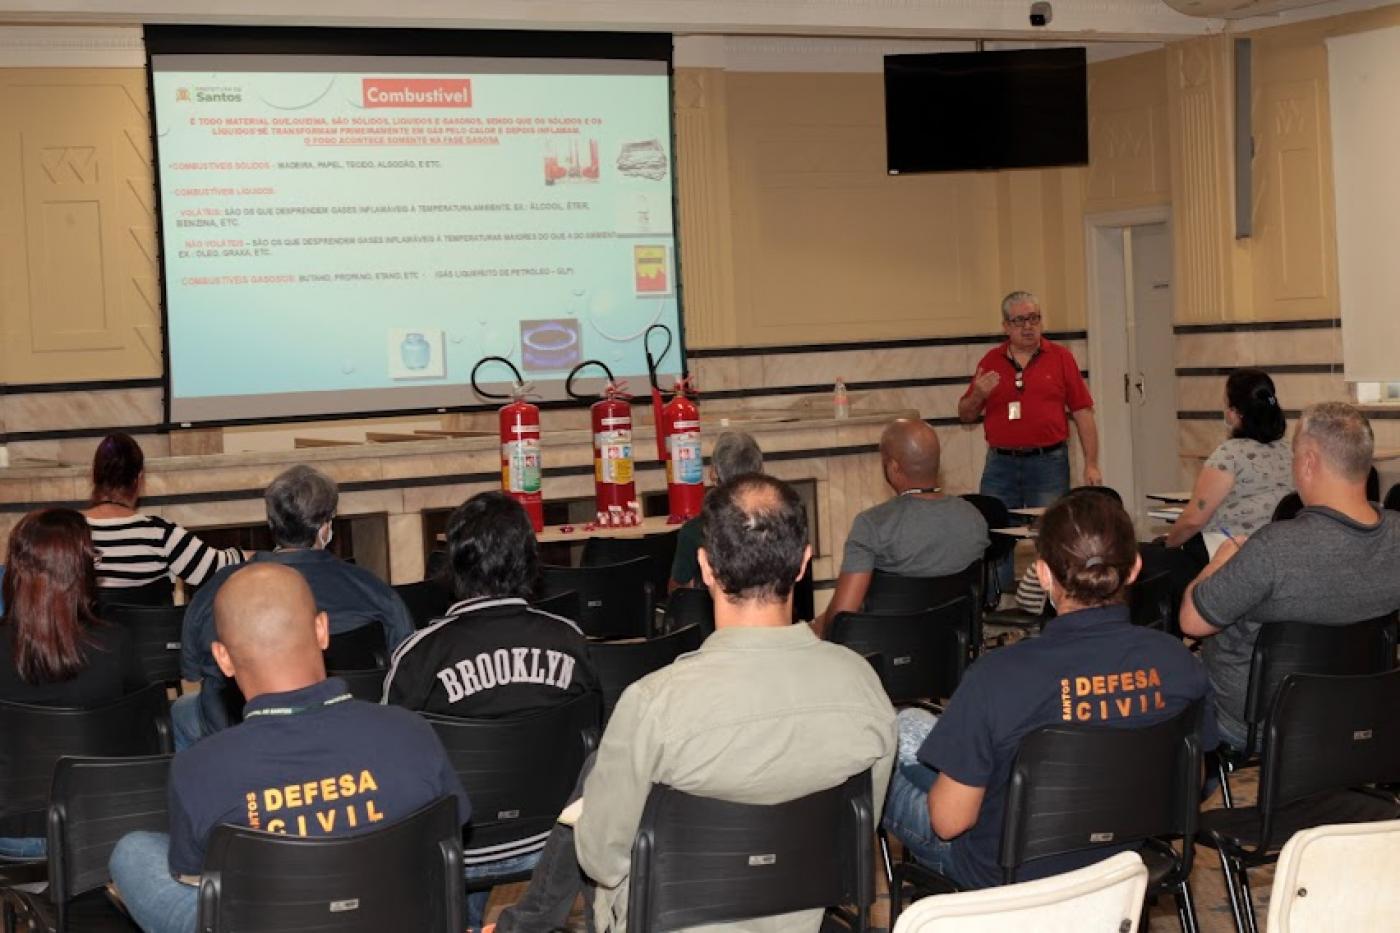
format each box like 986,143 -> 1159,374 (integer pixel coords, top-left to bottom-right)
627,771 -> 875,933
1271,492 -> 1303,522
5,755 -> 172,933
101,603 -> 186,690
583,531 -> 678,609
195,796 -> 465,933
0,684 -> 172,866
589,625 -> 705,722
1129,568 -> 1174,632
425,548 -> 449,580
1198,670 -> 1400,933
423,692 -> 600,894
960,494 -> 1014,608
323,623 -> 390,671
329,669 -> 389,703
892,704 -> 1206,933
541,558 -> 653,640
532,589 -> 582,622
792,562 -> 816,624
1214,615 -> 1397,808
1367,466 -> 1380,503
1384,482 -> 1400,513
393,579 -> 455,630
660,587 -> 714,638
829,600 -> 969,707
863,561 -> 983,658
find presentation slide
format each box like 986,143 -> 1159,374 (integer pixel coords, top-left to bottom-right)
150,51 -> 681,424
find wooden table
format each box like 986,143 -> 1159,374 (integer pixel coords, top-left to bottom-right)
436,514 -> 683,545
1146,491 -> 1192,504
990,526 -> 1036,539
1008,506 -> 1047,518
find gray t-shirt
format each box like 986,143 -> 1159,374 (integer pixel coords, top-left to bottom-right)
1192,505 -> 1400,740
841,495 -> 990,579
1202,438 -> 1293,536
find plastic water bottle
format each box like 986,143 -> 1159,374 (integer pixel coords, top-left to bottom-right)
833,378 -> 850,420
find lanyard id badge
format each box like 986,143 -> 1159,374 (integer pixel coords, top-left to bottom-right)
1008,400 -> 1023,421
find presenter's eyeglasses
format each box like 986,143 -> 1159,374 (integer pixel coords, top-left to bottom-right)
1006,312 -> 1042,328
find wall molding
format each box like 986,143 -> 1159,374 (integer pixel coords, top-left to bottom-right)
1176,363 -> 1339,375
690,329 -> 1087,359
0,26 -> 145,67
1172,317 -> 1339,334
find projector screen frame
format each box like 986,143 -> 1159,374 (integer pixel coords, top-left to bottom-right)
144,25 -> 688,429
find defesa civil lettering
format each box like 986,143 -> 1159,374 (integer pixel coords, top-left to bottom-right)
1060,667 -> 1168,722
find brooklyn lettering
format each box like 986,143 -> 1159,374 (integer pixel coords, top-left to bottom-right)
435,648 -> 576,702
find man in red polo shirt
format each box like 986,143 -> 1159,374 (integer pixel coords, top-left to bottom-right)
958,291 -> 1100,590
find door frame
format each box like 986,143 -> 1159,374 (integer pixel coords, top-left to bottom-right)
1084,206 -> 1172,511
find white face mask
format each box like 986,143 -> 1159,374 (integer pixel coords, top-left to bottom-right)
316,525 -> 333,549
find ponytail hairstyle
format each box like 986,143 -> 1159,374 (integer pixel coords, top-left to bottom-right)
1035,492 -> 1138,608
1226,368 -> 1286,444
90,433 -> 144,506
2,509 -> 103,684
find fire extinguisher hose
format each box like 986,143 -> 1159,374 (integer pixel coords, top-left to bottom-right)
565,359 -> 619,400
471,356 -> 527,401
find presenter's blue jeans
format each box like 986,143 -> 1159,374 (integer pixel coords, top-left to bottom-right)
980,445 -> 1070,591
109,832 -> 197,933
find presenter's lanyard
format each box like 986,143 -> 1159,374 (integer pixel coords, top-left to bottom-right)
900,487 -> 941,496
1007,348 -> 1041,393
243,692 -> 353,719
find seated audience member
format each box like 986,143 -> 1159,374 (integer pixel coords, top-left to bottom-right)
668,431 -> 763,591
174,465 -> 414,748
82,434 -> 245,606
496,474 -> 897,933
1180,402 -> 1400,748
382,491 -> 599,929
1162,369 -> 1291,560
883,493 -> 1215,890
0,509 -> 143,859
816,418 -> 989,633
109,563 -> 468,933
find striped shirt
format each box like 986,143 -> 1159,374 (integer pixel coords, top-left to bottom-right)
86,513 -> 244,591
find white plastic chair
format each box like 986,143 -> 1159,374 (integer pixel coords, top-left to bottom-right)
1266,819 -> 1400,932
892,851 -> 1148,933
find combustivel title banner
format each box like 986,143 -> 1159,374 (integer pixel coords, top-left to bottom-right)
151,56 -> 680,423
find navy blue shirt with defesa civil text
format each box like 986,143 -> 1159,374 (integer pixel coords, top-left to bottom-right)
166,677 -> 469,876
918,604 -> 1216,890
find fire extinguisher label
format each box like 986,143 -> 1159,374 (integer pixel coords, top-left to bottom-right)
503,439 -> 541,494
669,433 -> 703,485
595,430 -> 634,485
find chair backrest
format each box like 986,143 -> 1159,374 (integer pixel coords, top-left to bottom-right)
864,563 -> 983,657
46,755 -> 172,922
330,668 -> 390,703
829,602 -> 969,705
1127,569 -> 1173,632
662,586 -> 714,638
1384,482 -> 1400,514
393,579 -> 455,630
102,602 -> 186,687
960,494 -> 1014,563
323,623 -> 389,671
1271,492 -> 1303,522
1258,669 -> 1400,838
582,531 -> 678,606
590,625 -> 705,722
1001,702 -> 1202,883
0,684 -> 171,830
1367,466 -> 1380,503
541,557 -> 653,639
422,691 -> 600,854
627,771 -> 874,933
532,589 -> 581,623
196,795 -> 464,933
792,562 -> 816,624
1265,819 -> 1400,932
1239,615 -> 1398,749
892,851 -> 1148,933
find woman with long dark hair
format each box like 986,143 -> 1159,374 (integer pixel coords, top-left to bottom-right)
1162,368 -> 1292,557
81,434 -> 245,605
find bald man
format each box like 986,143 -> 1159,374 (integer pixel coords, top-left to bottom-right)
110,564 -> 469,933
816,419 -> 989,635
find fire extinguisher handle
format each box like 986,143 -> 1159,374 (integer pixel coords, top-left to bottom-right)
565,359 -> 618,400
471,357 -> 526,400
644,324 -> 673,393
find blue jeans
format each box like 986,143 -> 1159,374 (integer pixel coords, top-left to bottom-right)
980,445 -> 1071,590
170,693 -> 213,752
882,710 -> 959,881
0,837 -> 46,859
109,832 -> 197,933
464,850 -> 543,930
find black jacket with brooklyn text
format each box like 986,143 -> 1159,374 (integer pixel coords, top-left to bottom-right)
381,596 -> 599,718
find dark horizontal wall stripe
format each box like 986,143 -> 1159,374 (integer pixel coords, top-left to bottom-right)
701,374 -> 971,401
688,330 -> 1088,359
5,424 -> 167,443
1172,318 -> 1339,335
1179,407 -> 1400,421
3,378 -> 164,396
1176,364 -> 1340,376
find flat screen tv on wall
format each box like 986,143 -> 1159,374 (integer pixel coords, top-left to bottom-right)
884,47 -> 1089,174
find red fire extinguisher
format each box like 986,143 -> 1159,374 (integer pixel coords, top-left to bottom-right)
471,356 -> 544,532
567,360 -> 640,527
646,324 -> 704,523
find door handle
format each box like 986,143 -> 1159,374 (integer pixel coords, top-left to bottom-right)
1123,373 -> 1130,404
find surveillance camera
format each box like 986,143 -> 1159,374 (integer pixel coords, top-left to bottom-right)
1029,1 -> 1052,26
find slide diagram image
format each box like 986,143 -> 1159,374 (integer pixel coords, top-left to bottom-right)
388,329 -> 446,380
521,319 -> 582,373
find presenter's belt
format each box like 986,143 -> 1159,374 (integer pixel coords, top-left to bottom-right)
989,442 -> 1067,458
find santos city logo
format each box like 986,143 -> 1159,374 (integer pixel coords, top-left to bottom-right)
362,77 -> 473,108
176,86 -> 243,103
